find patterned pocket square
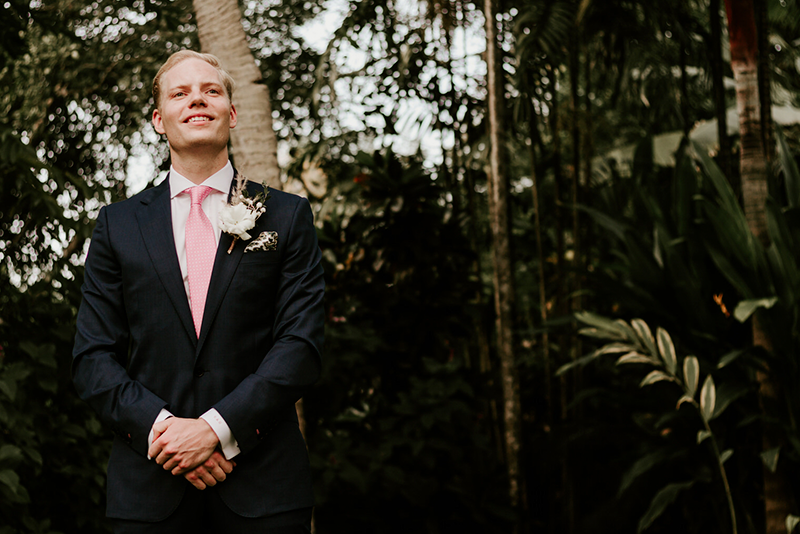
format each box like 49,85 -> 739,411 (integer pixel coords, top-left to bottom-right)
244,231 -> 278,253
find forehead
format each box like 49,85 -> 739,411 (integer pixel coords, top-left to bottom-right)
161,58 -> 224,89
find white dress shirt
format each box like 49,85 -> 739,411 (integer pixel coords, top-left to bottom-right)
148,161 -> 241,460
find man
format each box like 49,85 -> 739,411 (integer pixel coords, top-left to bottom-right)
72,50 -> 324,533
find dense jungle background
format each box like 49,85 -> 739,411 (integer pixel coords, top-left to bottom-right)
3,0 -> 800,532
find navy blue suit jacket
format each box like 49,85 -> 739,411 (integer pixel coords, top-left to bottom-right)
72,176 -> 324,521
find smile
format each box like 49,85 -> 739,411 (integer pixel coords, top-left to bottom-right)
187,116 -> 212,123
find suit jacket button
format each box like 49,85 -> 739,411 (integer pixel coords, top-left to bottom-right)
195,369 -> 205,377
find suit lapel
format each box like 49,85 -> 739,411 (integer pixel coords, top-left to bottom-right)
136,179 -> 197,345
196,176 -> 264,352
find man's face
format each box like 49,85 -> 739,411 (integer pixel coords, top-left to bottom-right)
152,58 -> 237,154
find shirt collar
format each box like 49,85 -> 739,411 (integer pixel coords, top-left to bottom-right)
169,161 -> 234,199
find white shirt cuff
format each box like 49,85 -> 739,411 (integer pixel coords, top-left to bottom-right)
200,408 -> 241,460
147,408 -> 173,460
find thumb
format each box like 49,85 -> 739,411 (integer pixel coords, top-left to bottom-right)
153,416 -> 175,435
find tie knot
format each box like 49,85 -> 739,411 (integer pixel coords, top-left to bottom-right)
187,185 -> 213,206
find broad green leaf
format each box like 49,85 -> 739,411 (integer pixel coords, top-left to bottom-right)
637,481 -> 695,533
700,375 -> 716,422
787,514 -> 800,533
761,447 -> 780,473
656,328 -> 677,375
692,140 -> 748,231
720,449 -> 734,464
616,352 -> 656,366
706,242 -> 757,299
556,343 -> 639,376
575,311 -> 632,341
618,449 -> 686,497
640,370 -> 676,388
718,348 -> 748,369
683,356 -> 699,398
697,430 -> 712,444
702,200 -> 757,273
576,204 -> 631,242
734,297 -> 779,323
0,445 -> 23,466
631,319 -> 657,357
578,327 -> 624,341
712,381 -> 750,420
0,380 -> 15,401
0,469 -> 20,495
776,127 -> 800,208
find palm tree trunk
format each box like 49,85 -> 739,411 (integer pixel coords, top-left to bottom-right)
724,1 -> 790,533
710,0 -> 733,181
484,0 -> 524,516
192,0 -> 281,189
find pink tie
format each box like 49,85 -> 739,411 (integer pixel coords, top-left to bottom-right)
185,186 -> 216,337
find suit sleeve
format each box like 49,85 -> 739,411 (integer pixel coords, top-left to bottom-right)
72,206 -> 169,457
213,197 -> 325,454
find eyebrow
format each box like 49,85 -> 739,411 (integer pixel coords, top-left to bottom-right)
168,81 -> 225,93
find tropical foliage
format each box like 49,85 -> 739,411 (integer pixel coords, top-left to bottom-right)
3,0 -> 800,533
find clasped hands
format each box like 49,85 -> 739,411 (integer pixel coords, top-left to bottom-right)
148,417 -> 235,491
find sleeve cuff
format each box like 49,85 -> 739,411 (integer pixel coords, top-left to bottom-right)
200,408 -> 241,460
147,408 -> 173,460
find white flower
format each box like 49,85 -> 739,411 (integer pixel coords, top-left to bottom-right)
219,203 -> 259,240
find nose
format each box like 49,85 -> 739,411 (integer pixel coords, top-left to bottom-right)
189,90 -> 207,107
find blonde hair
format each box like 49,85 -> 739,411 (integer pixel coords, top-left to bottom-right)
152,51 -> 235,110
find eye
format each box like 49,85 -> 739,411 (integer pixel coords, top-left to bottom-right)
208,89 -> 220,95
172,91 -> 185,98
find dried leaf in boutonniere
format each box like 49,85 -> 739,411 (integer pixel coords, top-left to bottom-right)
219,174 -> 270,254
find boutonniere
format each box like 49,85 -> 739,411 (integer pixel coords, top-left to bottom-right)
219,174 -> 270,254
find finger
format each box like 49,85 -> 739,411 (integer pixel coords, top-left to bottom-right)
147,440 -> 163,461
209,464 -> 227,482
220,460 -> 234,474
185,472 -> 206,490
197,467 -> 218,487
152,418 -> 173,435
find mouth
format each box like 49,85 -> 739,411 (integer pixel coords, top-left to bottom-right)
185,115 -> 213,123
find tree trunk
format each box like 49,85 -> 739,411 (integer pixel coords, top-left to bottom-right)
709,0 -> 733,181
724,1 -> 789,533
484,0 -> 524,517
192,0 -> 281,189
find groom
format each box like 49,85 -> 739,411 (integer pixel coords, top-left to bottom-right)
72,50 -> 324,533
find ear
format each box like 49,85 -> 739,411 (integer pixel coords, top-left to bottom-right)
229,104 -> 237,129
152,108 -> 166,135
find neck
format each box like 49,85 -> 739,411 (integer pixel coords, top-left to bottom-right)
169,147 -> 230,185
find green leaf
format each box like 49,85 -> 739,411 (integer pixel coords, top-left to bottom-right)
640,370 -> 676,388
776,127 -> 800,208
574,311 -> 634,341
0,469 -> 21,495
720,449 -> 734,464
718,348 -> 748,369
656,328 -> 677,375
618,449 -> 686,497
616,352 -> 657,366
697,430 -> 712,444
761,447 -> 780,473
578,327 -> 625,341
556,343 -> 639,376
676,395 -> 694,409
631,319 -> 658,357
0,379 -> 15,401
637,481 -> 695,533
0,446 -> 23,466
787,514 -> 800,533
734,297 -> 779,322
700,375 -> 716,421
683,356 -> 699,398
